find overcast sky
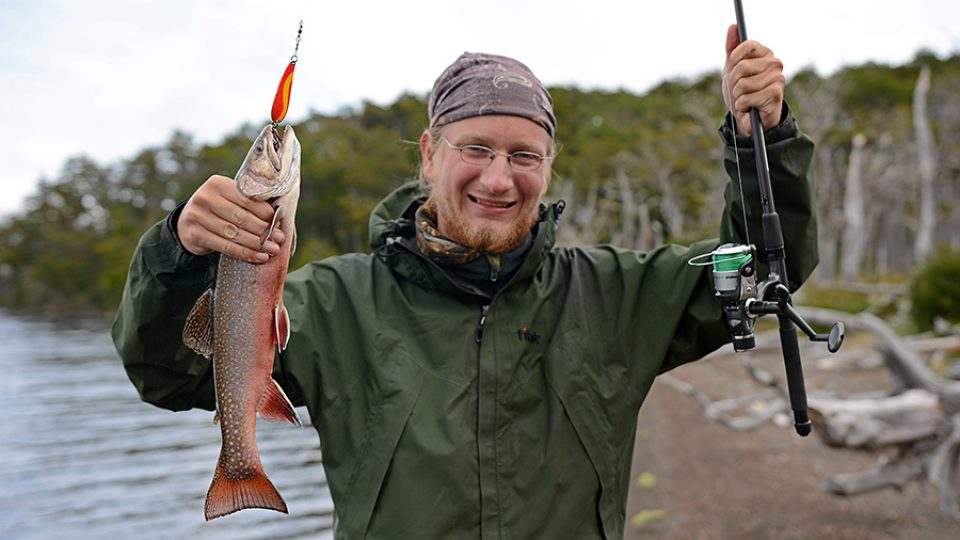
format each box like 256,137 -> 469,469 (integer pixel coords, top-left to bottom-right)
1,0 -> 957,218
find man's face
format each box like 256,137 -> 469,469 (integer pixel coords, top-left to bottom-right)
420,115 -> 552,253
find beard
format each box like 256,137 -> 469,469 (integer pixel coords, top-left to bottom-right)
424,197 -> 540,254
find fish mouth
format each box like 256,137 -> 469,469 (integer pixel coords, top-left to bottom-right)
237,125 -> 299,200
266,127 -> 282,172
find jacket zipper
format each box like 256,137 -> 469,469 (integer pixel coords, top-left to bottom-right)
475,304 -> 489,344
475,302 -> 497,536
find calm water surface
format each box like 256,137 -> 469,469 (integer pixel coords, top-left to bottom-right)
0,312 -> 333,539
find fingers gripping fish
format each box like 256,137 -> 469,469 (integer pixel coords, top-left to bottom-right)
183,124 -> 302,521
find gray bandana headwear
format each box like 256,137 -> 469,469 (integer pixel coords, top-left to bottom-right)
428,52 -> 556,139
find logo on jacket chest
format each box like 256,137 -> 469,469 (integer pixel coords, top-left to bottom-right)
516,326 -> 541,344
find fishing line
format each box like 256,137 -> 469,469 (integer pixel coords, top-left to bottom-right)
729,114 -> 751,247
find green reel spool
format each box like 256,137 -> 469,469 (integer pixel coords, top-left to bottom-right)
711,244 -> 753,298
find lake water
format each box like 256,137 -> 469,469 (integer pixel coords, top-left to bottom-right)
0,312 -> 334,540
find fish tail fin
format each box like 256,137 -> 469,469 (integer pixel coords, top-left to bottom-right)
204,460 -> 288,521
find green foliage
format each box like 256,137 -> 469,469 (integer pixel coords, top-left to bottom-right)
1,52 -> 958,316
795,284 -> 873,314
909,247 -> 960,331
837,63 -> 918,112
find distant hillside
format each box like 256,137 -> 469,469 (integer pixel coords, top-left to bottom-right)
1,51 -> 957,315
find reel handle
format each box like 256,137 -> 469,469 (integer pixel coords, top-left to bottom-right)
747,285 -> 847,353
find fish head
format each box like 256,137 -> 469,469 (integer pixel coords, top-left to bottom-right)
236,124 -> 301,201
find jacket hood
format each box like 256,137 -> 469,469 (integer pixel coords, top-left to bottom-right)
368,181 -> 427,251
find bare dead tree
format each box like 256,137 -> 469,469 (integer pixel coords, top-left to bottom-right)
551,180 -> 581,246
913,66 -> 937,263
785,74 -> 846,280
929,67 -> 960,250
637,202 -> 654,252
552,179 -> 604,247
814,145 -> 843,281
862,132 -> 909,275
632,144 -> 685,242
613,167 -> 637,248
681,92 -> 726,165
841,133 -> 867,280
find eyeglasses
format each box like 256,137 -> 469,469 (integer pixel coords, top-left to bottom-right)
439,137 -> 552,172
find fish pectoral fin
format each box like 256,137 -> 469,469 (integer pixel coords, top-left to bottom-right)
274,304 -> 291,354
183,288 -> 215,358
257,378 -> 302,427
260,205 -> 284,247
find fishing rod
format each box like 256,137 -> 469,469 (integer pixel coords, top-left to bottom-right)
693,1 -> 846,437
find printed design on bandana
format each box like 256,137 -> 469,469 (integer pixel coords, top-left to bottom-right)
427,52 -> 557,139
493,73 -> 533,89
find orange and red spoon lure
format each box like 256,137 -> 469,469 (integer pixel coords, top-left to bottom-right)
271,61 -> 296,124
270,20 -> 302,125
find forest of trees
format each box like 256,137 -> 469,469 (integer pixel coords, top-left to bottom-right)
1,51 -> 957,317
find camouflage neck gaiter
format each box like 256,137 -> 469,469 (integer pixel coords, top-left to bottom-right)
415,204 -> 501,273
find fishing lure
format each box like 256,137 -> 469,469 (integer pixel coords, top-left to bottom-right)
271,61 -> 296,124
271,20 -> 302,124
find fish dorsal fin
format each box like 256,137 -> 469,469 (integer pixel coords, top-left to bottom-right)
258,378 -> 302,427
183,288 -> 215,358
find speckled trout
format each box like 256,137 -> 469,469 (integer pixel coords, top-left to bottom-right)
183,124 -> 302,521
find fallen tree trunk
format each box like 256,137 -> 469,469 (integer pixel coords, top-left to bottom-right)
823,458 -> 926,497
807,389 -> 942,449
669,306 -> 960,518
806,311 -> 960,518
800,310 -> 960,517
857,312 -> 960,410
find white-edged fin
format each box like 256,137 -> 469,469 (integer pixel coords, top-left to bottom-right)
260,206 -> 284,247
257,378 -> 302,426
183,288 -> 214,358
274,304 -> 291,354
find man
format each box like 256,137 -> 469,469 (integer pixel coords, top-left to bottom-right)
114,25 -> 817,539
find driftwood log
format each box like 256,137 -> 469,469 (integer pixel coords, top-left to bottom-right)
663,307 -> 960,518
809,310 -> 960,518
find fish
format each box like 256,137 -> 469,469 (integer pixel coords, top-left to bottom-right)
182,123 -> 302,521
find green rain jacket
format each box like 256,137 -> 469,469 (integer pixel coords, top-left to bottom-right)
113,114 -> 818,539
